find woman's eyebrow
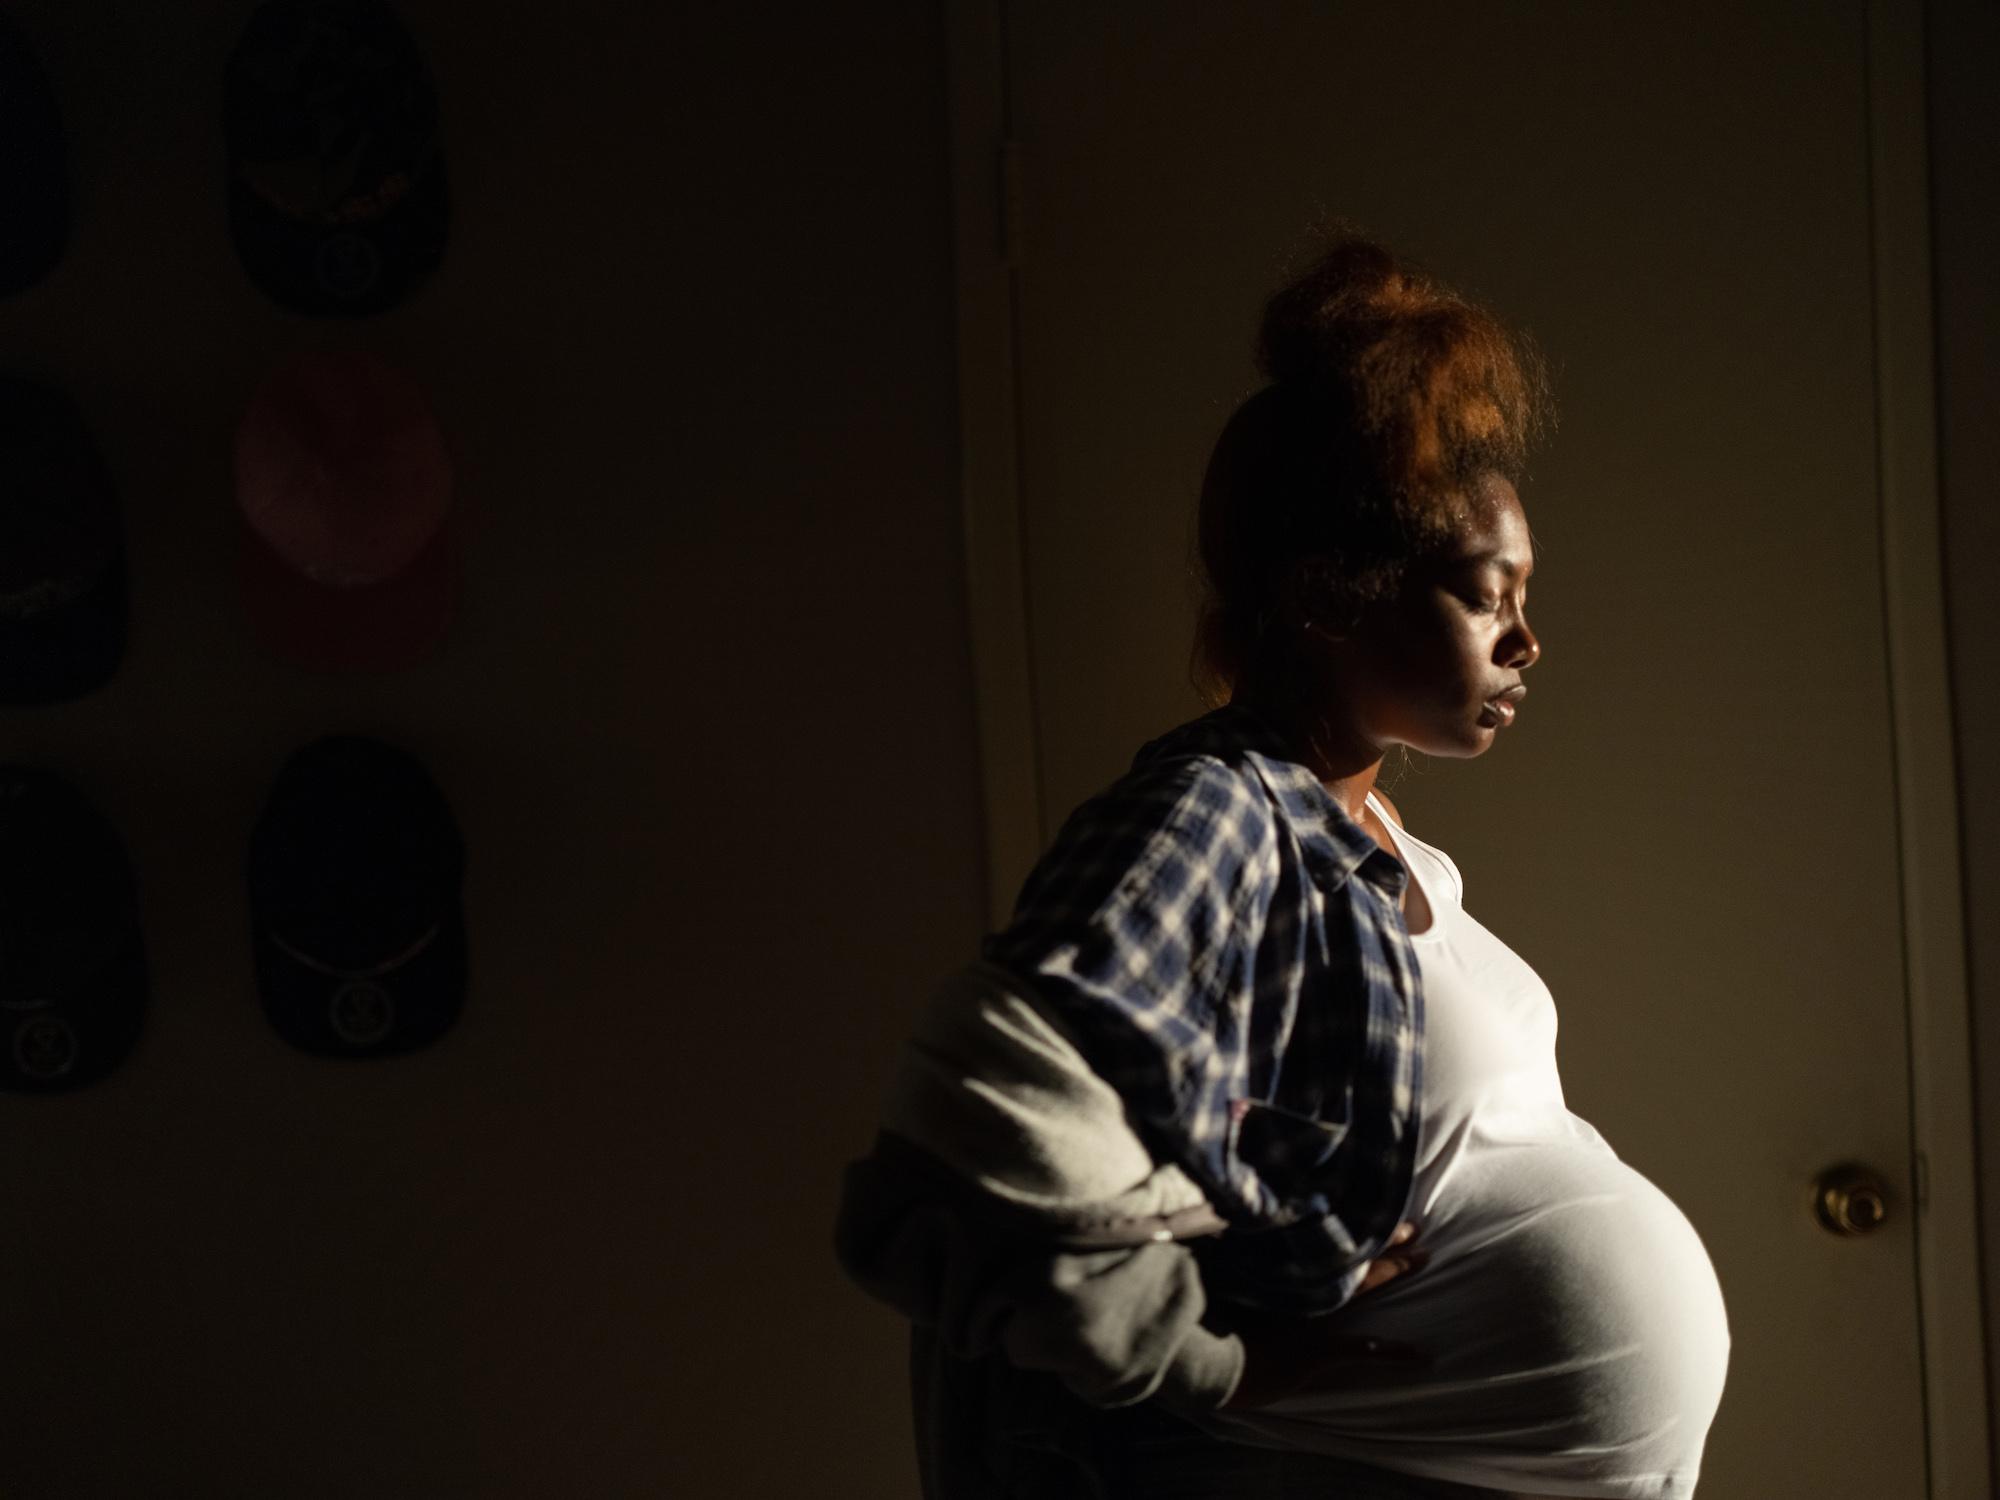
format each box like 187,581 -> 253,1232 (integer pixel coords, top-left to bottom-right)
1463,552 -> 1534,578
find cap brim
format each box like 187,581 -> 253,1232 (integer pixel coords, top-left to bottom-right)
254,902 -> 466,1058
0,546 -> 128,704
226,160 -> 448,319
0,937 -> 146,1092
239,517 -> 454,676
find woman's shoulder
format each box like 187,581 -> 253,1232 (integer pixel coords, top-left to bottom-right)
997,732 -> 1290,937
1074,708 -> 1293,822
1371,787 -> 1407,829
1120,706 -> 1322,813
1052,746 -> 1283,874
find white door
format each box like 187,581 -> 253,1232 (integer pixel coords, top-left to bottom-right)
949,2 -> 1987,1495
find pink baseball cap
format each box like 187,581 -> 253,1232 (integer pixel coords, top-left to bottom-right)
236,349 -> 454,674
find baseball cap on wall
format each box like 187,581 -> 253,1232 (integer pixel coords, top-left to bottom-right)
224,0 -> 448,317
0,379 -> 128,704
248,735 -> 465,1058
236,349 -> 454,674
0,769 -> 146,1092
0,12 -> 66,297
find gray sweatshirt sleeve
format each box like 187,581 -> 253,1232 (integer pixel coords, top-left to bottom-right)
835,1138 -> 1244,1415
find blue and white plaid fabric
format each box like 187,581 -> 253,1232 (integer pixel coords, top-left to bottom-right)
984,705 -> 1424,1313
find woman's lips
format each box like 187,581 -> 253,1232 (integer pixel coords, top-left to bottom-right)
1480,685 -> 1528,728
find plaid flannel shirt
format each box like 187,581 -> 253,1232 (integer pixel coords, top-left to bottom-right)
984,704 -> 1424,1314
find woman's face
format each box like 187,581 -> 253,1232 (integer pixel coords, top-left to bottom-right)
1333,476 -> 1541,760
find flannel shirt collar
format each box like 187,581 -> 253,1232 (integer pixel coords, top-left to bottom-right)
1133,703 -> 1409,902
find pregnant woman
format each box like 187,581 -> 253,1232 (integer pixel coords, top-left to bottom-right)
838,231 -> 1728,1499
1203,776 -> 1730,1496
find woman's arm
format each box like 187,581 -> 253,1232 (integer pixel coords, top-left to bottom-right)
836,1136 -> 1247,1415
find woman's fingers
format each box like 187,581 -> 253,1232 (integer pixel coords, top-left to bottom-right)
1356,1255 -> 1405,1293
1219,1228 -> 1430,1411
1355,1223 -> 1426,1294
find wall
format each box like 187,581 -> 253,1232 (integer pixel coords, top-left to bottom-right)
1930,0 -> 2000,1475
0,3 -> 974,1495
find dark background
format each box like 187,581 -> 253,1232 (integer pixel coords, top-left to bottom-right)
0,1 -> 1994,1494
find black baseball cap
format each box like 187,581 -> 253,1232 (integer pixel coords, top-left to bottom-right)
223,0 -> 449,318
0,769 -> 146,1092
0,380 -> 128,705
248,735 -> 465,1057
0,12 -> 67,297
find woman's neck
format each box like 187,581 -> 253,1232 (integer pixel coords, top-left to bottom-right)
1233,687 -> 1384,824
1321,760 -> 1383,825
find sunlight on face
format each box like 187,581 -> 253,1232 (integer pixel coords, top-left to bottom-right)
1346,476 -> 1541,760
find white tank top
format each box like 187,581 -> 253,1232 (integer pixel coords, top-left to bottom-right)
1369,795 -> 1608,1218
1205,798 -> 1732,1499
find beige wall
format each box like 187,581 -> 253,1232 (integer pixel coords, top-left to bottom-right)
0,3 -> 973,1495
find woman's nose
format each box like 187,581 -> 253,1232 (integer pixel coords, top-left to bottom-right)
1500,617 -> 1541,670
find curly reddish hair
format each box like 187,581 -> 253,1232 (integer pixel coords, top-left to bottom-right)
1193,231 -> 1551,704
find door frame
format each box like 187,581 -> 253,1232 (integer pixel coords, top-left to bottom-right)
945,0 -> 1042,931
943,0 -> 1990,1489
1867,1 -> 1991,1492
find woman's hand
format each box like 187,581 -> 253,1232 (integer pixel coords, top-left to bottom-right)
1356,1220 -> 1422,1293
1220,1223 -> 1428,1412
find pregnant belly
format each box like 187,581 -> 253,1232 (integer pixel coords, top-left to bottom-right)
1209,1136 -> 1731,1499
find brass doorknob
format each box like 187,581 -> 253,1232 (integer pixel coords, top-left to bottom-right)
1812,1164 -> 1891,1237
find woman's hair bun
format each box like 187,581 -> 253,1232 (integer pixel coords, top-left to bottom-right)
1253,225 -> 1548,493
1254,233 -> 1409,387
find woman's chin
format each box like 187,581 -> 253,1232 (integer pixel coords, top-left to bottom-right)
1402,725 -> 1496,761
